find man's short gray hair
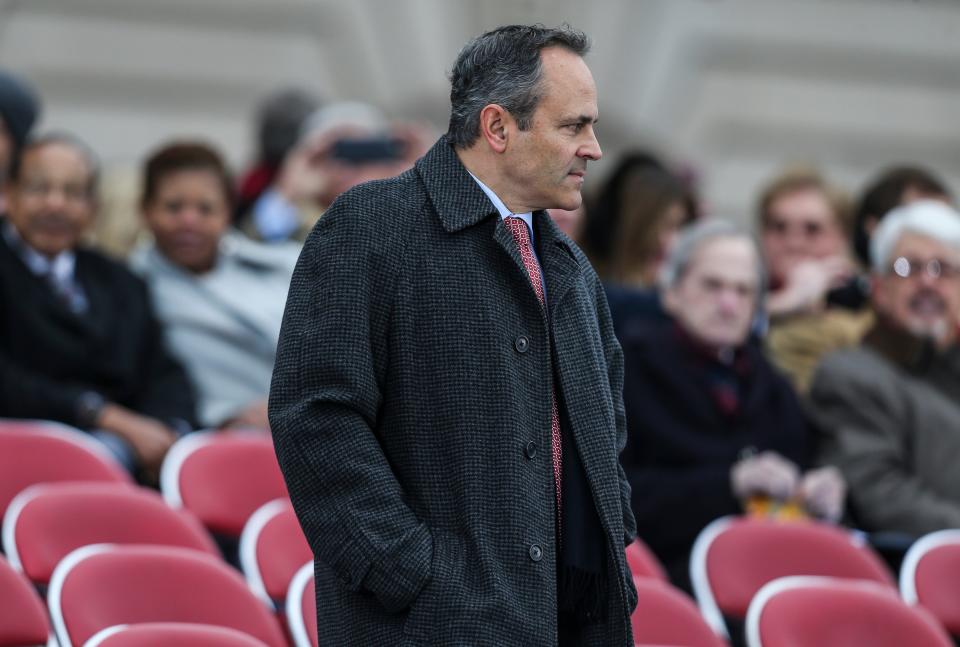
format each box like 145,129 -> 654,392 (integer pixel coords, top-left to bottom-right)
9,130 -> 100,197
870,199 -> 960,273
658,218 -> 767,301
446,24 -> 590,149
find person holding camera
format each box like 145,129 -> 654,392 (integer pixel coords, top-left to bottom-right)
248,100 -> 430,243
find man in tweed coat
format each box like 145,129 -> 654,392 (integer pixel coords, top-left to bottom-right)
269,24 -> 638,646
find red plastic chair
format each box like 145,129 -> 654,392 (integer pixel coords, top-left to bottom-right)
0,419 -> 131,519
690,516 -> 894,638
160,430 -> 288,537
286,562 -> 317,647
84,622 -> 270,647
625,537 -> 668,582
47,544 -> 286,647
0,553 -> 50,647
3,481 -> 219,586
630,577 -> 727,647
239,498 -> 312,609
746,576 -> 952,647
901,529 -> 960,636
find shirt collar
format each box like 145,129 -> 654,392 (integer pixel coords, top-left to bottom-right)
2,219 -> 77,283
467,172 -> 534,228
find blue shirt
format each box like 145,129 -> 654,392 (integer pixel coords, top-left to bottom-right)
468,173 -> 547,302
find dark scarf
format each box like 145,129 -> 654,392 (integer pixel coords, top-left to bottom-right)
554,381 -> 608,626
672,322 -> 752,420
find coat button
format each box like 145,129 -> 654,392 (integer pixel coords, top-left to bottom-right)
524,441 -> 537,459
514,336 -> 529,353
529,544 -> 543,562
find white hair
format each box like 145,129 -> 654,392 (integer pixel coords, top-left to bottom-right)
659,218 -> 764,289
870,199 -> 960,273
297,101 -> 388,144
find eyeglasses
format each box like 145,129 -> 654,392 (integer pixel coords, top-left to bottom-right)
891,256 -> 960,280
18,179 -> 90,204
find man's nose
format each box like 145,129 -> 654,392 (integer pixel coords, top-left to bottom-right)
581,129 -> 602,161
917,270 -> 939,288
716,289 -> 742,314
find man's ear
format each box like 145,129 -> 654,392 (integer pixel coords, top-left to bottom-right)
478,104 -> 511,154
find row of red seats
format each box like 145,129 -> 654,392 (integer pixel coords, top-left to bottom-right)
0,419 -> 315,647
626,517 -> 960,646
3,418 -> 960,647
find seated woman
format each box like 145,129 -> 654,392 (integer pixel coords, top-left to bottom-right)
619,219 -> 845,591
580,151 -> 698,335
757,168 -> 873,392
131,142 -> 300,430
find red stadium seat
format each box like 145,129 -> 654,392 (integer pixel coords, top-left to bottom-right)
0,553 -> 50,647
286,562 -> 317,647
239,498 -> 312,609
625,537 -> 668,582
690,516 -> 894,638
47,544 -> 286,647
160,430 -> 288,537
0,419 -> 131,519
84,622 -> 270,647
901,529 -> 960,636
746,576 -> 952,647
630,577 -> 727,647
3,482 -> 219,586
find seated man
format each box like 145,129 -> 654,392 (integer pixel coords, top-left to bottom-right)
809,200 -> 960,535
132,142 -> 299,430
0,133 -> 196,477
620,219 -> 845,590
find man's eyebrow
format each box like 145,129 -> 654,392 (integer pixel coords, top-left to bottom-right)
561,115 -> 599,125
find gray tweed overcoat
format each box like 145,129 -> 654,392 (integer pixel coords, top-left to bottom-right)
269,136 -> 638,646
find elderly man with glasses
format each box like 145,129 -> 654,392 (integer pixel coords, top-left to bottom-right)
809,199 -> 960,537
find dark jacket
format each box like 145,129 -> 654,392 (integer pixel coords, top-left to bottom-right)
269,137 -> 637,646
0,230 -> 196,428
620,319 -> 809,586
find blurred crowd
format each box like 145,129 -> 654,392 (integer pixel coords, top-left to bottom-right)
2,64 -> 959,588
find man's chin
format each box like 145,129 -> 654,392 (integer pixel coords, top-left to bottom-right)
905,317 -> 952,345
555,191 -> 582,212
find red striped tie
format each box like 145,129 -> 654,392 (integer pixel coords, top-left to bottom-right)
504,216 -> 563,534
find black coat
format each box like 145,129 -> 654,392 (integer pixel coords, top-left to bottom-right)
620,319 -> 809,586
0,230 -> 196,428
269,137 -> 637,646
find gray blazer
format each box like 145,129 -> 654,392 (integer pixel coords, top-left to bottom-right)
133,234 -> 299,427
810,341 -> 960,535
269,137 -> 637,646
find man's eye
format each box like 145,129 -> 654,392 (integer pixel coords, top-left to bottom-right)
567,124 -> 583,133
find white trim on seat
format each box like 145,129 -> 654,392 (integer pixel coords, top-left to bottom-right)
689,515 -> 734,638
159,431 -> 215,509
900,529 -> 960,605
0,418 -> 126,467
82,624 -> 128,647
285,562 -> 314,647
745,575 -> 897,647
47,543 -> 116,647
238,498 -> 290,608
2,484 -> 48,574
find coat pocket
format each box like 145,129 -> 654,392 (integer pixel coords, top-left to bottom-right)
402,529 -> 462,642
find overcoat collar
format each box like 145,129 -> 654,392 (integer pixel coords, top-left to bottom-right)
415,136 -> 583,314
415,135 -> 498,233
